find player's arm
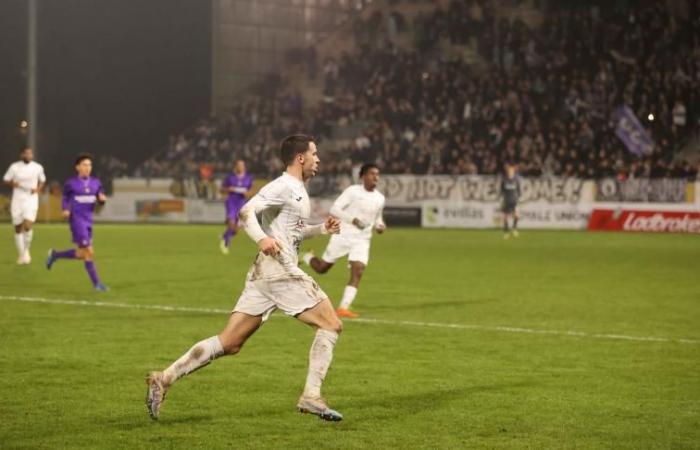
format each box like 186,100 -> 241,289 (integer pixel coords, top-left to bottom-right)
242,177 -> 254,199
374,199 -> 386,234
96,181 -> 107,205
32,166 -> 46,194
220,178 -> 241,195
3,166 -> 18,188
61,181 -> 73,219
238,182 -> 284,255
303,216 -> 340,238
330,187 -> 366,228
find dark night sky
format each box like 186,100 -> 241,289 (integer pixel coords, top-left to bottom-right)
0,0 -> 211,181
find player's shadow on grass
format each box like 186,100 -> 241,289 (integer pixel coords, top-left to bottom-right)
104,412 -> 216,430
341,381 -> 536,419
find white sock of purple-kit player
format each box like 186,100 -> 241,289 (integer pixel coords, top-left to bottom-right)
339,286 -> 358,310
303,329 -> 338,398
23,229 -> 33,252
14,233 -> 24,257
162,336 -> 224,385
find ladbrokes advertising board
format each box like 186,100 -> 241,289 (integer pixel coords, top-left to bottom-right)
588,209 -> 700,234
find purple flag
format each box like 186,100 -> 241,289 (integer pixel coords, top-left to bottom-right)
613,106 -> 655,157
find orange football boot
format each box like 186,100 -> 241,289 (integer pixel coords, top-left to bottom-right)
336,308 -> 359,318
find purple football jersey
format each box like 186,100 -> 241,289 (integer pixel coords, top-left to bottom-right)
222,173 -> 252,217
62,176 -> 103,228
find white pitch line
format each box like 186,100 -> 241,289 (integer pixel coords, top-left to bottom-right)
0,294 -> 697,345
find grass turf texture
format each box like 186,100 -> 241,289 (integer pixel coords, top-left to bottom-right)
0,224 -> 698,449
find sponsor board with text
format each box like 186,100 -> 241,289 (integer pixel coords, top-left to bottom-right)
587,209 -> 700,233
422,202 -> 592,229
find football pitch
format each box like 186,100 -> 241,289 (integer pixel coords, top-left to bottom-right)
1,224 -> 698,449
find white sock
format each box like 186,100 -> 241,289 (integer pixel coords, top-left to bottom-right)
162,336 -> 224,385
23,229 -> 33,252
302,252 -> 313,265
14,233 -> 24,257
303,329 -> 338,399
339,285 -> 358,310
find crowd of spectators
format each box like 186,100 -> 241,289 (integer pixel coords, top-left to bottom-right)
134,0 -> 700,181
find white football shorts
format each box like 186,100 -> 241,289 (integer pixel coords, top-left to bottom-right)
11,197 -> 39,225
321,233 -> 370,265
233,272 -> 328,322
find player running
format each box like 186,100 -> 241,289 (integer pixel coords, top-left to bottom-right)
46,153 -> 108,291
302,163 -> 385,318
219,159 -> 253,255
501,164 -> 522,239
146,134 -> 345,422
3,147 -> 46,265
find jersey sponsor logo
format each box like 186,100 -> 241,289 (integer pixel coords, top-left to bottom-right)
74,195 -> 97,204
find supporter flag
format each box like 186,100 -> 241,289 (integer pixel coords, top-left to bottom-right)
612,106 -> 655,157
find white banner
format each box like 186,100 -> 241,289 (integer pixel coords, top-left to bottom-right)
379,176 -> 594,206
422,201 -> 593,229
95,177 -> 697,229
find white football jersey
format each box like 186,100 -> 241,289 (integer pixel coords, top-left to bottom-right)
240,172 -> 316,279
3,161 -> 46,202
330,184 -> 385,240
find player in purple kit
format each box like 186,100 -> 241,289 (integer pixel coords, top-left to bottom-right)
219,159 -> 253,255
46,153 -> 108,291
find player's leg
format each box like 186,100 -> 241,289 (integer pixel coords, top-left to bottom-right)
79,245 -> 107,291
220,217 -> 237,254
11,200 -> 26,263
337,261 -> 365,318
146,297 -> 265,420
306,255 -> 334,274
337,241 -> 369,317
21,220 -> 34,263
46,246 -> 77,269
503,211 -> 511,238
47,223 -> 85,269
303,234 -> 345,274
512,210 -> 520,237
161,312 -> 262,386
13,224 -> 25,264
296,298 -> 344,421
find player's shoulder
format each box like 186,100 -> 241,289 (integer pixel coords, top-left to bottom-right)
343,184 -> 360,194
260,173 -> 290,194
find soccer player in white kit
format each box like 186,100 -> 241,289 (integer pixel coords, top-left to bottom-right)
3,147 -> 46,265
146,135 -> 346,422
302,163 -> 385,318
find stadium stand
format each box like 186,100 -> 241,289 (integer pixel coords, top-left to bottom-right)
133,0 -> 700,181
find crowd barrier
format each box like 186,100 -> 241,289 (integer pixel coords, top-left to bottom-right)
3,176 -> 696,233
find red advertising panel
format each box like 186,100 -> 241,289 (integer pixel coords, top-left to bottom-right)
588,209 -> 700,233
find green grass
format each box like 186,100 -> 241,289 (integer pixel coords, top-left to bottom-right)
1,224 -> 699,449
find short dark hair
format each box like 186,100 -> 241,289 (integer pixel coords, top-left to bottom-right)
75,153 -> 93,165
280,134 -> 314,165
360,163 -> 379,177
19,146 -> 31,153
